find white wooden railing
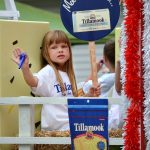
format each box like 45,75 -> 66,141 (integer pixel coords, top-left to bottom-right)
0,97 -> 123,150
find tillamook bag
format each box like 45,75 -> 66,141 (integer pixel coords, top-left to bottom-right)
68,98 -> 108,150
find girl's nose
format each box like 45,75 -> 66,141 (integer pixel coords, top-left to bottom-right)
58,47 -> 63,53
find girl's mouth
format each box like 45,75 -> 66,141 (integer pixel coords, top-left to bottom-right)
58,55 -> 65,59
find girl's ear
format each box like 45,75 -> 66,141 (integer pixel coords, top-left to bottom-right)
103,55 -> 107,63
103,56 -> 110,68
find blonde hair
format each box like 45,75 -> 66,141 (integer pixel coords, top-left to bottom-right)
41,30 -> 77,96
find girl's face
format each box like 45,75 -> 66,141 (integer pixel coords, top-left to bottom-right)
48,42 -> 70,67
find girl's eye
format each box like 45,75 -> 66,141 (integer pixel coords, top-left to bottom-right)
51,46 -> 57,49
62,46 -> 67,48
62,45 -> 68,48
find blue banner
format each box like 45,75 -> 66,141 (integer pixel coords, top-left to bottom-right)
68,98 -> 108,150
60,0 -> 120,41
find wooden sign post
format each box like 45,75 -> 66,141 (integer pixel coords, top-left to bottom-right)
89,41 -> 98,95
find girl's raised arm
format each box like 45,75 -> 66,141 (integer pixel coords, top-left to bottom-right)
115,60 -> 122,94
12,48 -> 38,87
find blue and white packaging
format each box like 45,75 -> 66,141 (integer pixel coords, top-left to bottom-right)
68,98 -> 109,150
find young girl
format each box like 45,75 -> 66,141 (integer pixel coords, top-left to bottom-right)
12,30 -> 100,131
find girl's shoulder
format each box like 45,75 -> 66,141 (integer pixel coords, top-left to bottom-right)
38,65 -> 55,76
40,65 -> 54,72
98,73 -> 115,83
101,73 -> 115,79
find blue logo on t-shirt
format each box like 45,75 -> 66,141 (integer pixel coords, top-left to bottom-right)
54,82 -> 72,95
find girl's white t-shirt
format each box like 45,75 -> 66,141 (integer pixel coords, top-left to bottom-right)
83,73 -> 115,97
31,65 -> 73,131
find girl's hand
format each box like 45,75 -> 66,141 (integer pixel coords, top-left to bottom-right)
87,84 -> 101,97
12,48 -> 29,69
97,59 -> 104,72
